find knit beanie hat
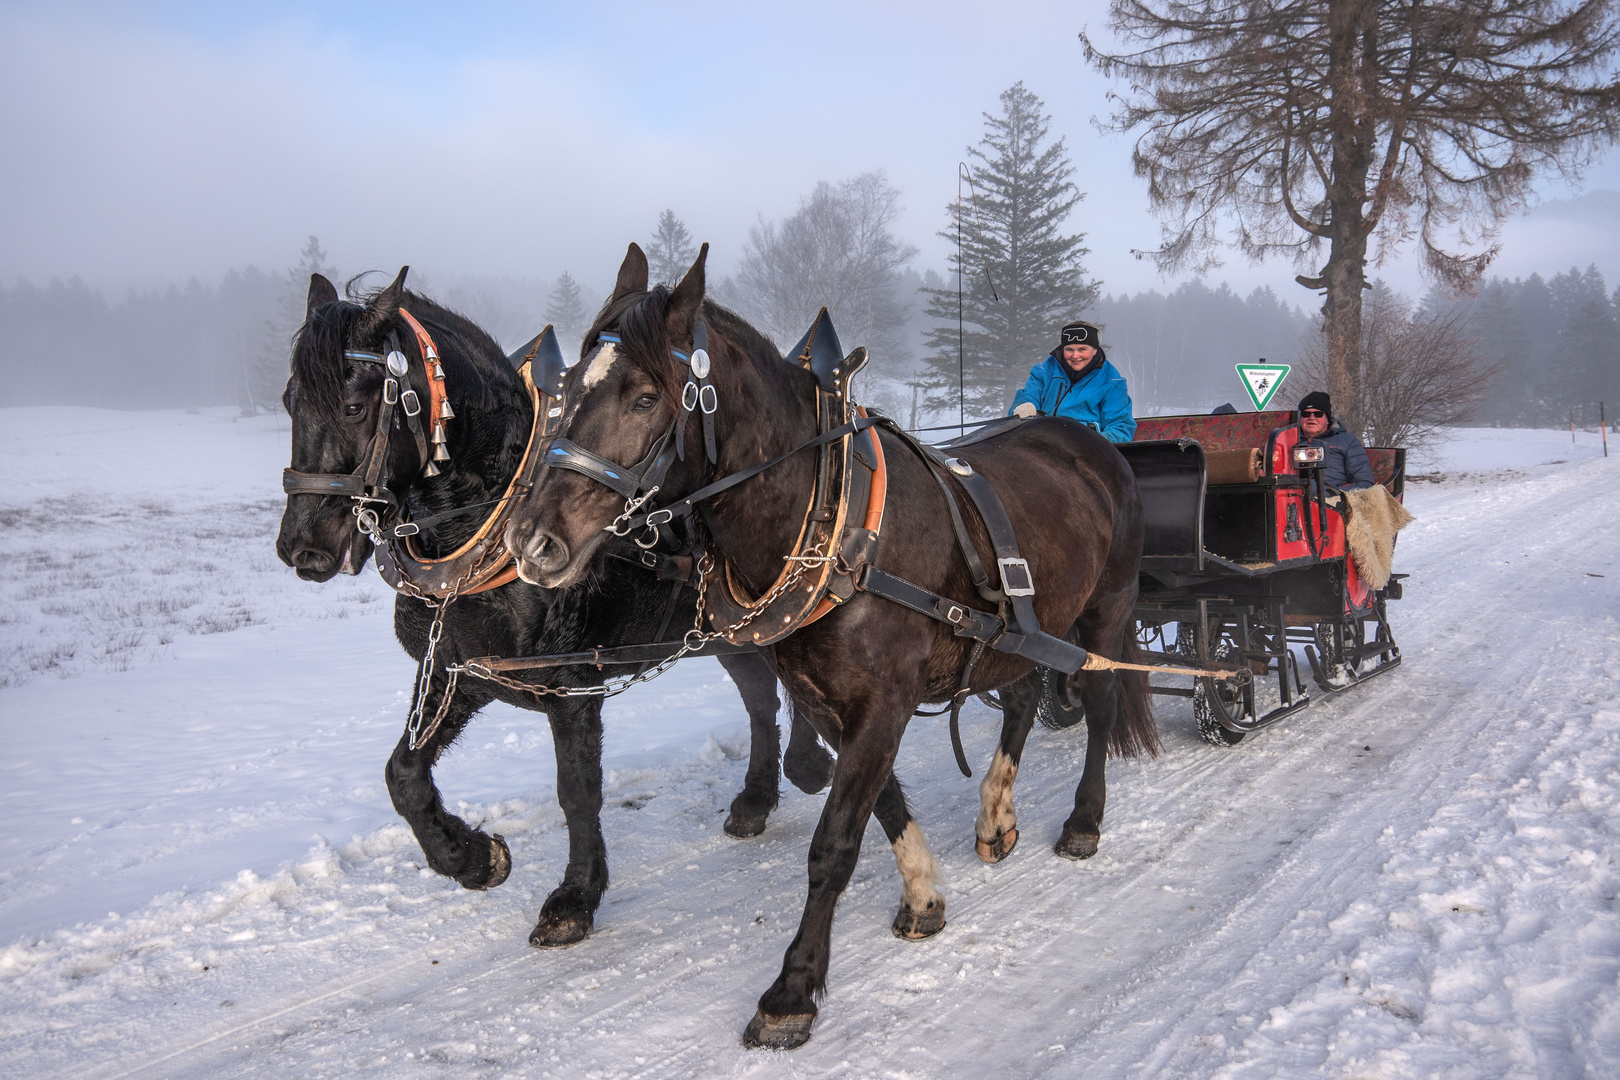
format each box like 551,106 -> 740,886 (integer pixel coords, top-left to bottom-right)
1298,391 -> 1332,417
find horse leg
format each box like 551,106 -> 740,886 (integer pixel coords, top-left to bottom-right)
744,708 -> 907,1050
716,650 -> 782,838
873,771 -> 946,939
384,680 -> 511,891
783,696 -> 835,794
976,670 -> 1040,863
529,694 -> 610,947
1056,606 -> 1133,861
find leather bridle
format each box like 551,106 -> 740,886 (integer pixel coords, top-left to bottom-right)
281,322 -> 438,539
541,322 -> 722,550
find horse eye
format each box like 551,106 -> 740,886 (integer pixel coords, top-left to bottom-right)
345,402 -> 366,417
633,394 -> 658,411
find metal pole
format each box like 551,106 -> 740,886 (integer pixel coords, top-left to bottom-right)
1571,409 -> 1576,443
1603,402 -> 1609,457
957,165 -> 967,438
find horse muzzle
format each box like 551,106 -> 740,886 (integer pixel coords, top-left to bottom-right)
508,521 -> 573,587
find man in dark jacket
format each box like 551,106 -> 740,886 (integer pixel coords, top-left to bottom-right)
1296,391 -> 1375,490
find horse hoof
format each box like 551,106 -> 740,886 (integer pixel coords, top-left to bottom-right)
743,1009 -> 815,1050
1054,828 -> 1100,861
455,833 -> 511,891
528,912 -> 591,948
723,809 -> 768,839
783,742 -> 834,795
480,834 -> 513,889
891,900 -> 946,940
975,827 -> 1018,863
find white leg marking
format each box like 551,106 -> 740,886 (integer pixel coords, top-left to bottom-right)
891,820 -> 944,912
975,747 -> 1019,845
581,343 -> 620,390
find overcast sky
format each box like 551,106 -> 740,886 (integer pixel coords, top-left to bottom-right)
5,0 -> 1619,303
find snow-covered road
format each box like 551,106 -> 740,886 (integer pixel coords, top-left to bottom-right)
1,409 -> 1615,1079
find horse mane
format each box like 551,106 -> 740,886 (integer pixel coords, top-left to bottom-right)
584,286 -> 785,402
287,281 -> 513,420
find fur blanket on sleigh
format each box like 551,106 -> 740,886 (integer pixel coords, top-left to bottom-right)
1336,485 -> 1416,589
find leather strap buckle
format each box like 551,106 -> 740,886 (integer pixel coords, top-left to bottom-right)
400,389 -> 422,417
383,377 -> 400,405
997,557 -> 1035,596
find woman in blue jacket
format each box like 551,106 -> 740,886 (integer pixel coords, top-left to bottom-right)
1008,320 -> 1137,442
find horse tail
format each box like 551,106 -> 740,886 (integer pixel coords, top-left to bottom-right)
1107,626 -> 1160,759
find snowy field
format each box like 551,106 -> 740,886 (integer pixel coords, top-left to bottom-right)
1,407 -> 1616,1079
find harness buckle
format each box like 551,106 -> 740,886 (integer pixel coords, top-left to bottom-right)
393,522 -> 420,537
699,384 -> 718,415
681,381 -> 699,412
997,557 -> 1036,597
645,508 -> 674,527
383,377 -> 400,405
400,389 -> 422,417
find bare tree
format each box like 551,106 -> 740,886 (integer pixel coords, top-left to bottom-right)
1083,0 -> 1620,432
648,210 -> 697,286
1298,280 -> 1497,454
727,172 -> 919,367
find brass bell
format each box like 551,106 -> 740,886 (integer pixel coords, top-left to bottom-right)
431,360 -> 445,380
431,423 -> 447,444
432,443 -> 451,462
439,399 -> 456,420
424,460 -> 442,477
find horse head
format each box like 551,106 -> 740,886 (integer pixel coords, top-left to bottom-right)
275,267 -> 430,581
508,242 -> 822,590
508,243 -> 711,588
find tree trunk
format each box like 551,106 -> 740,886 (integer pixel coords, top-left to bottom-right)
1320,0 -> 1378,438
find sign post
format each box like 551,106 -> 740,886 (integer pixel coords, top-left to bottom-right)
1234,362 -> 1292,411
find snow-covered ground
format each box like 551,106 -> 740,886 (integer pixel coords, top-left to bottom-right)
1,407 -> 1615,1079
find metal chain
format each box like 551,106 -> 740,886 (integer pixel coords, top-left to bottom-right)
453,539 -> 829,703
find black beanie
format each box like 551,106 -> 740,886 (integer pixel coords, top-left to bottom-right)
1059,321 -> 1099,349
1298,391 -> 1332,417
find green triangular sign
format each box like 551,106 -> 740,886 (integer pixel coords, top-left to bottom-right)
1235,363 -> 1291,410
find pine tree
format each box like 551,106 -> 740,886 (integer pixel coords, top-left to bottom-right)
921,83 -> 1098,419
648,210 -> 697,286
247,235 -> 335,414
546,271 -> 588,355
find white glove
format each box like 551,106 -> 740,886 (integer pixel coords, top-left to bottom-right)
1013,402 -> 1037,418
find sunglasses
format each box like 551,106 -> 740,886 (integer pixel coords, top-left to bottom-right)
1300,410 -> 1326,418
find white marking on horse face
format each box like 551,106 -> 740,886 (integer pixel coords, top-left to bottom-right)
975,747 -> 1019,843
892,820 -> 944,912
581,342 -> 621,391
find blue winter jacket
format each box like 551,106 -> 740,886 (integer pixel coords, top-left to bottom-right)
1300,420 -> 1375,491
1008,356 -> 1137,442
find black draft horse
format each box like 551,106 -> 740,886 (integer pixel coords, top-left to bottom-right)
506,244 -> 1157,1049
274,270 -> 832,946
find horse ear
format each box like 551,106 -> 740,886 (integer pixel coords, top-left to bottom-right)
667,242 -> 708,340
357,266 -> 409,342
610,244 -> 649,303
307,273 -> 338,317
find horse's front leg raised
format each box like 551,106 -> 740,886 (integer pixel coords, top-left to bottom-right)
384,679 -> 511,891
976,669 -> 1040,863
744,703 -> 908,1051
529,693 -> 609,947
